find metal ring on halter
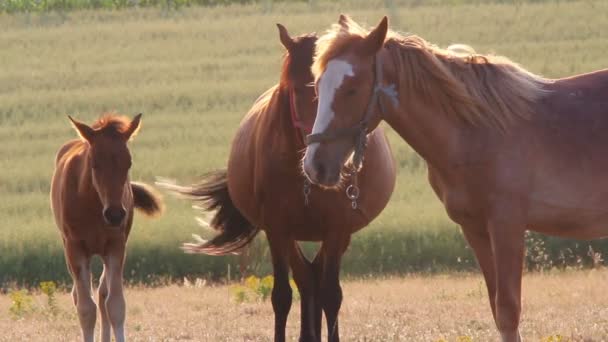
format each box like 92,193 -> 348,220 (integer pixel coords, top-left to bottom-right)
346,184 -> 360,201
346,184 -> 360,209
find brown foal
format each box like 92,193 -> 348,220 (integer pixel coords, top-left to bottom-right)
51,113 -> 163,342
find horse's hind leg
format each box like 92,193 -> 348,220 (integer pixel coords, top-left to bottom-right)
267,232 -> 293,342
98,268 -> 112,342
65,241 -> 96,342
103,243 -> 127,342
289,241 -> 320,342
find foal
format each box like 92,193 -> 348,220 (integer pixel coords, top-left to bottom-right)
51,113 -> 163,342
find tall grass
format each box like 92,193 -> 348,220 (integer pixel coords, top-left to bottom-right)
1,0 -> 608,285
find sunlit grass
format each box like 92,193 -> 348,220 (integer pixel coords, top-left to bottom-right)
2,270 -> 608,340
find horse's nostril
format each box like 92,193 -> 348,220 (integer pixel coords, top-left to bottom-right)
103,207 -> 126,226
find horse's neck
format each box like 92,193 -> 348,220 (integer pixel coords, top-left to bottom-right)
384,96 -> 466,172
261,86 -> 302,158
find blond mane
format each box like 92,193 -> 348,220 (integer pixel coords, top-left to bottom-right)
313,16 -> 552,130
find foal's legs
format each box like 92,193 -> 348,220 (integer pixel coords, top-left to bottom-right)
319,235 -> 349,342
267,233 -> 293,342
65,241 -> 96,342
98,268 -> 111,342
488,217 -> 525,342
102,243 -> 127,342
289,242 -> 320,342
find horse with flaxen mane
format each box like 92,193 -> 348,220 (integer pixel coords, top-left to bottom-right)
159,25 -> 395,342
302,15 -> 608,342
51,113 -> 163,342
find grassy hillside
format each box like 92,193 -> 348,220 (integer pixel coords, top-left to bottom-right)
1,0 -> 608,285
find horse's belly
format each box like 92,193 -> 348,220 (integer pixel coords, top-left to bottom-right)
527,198 -> 608,239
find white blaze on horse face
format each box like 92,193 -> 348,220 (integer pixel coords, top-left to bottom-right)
303,59 -> 354,182
311,59 -> 355,137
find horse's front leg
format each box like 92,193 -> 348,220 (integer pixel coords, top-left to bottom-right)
267,232 -> 293,342
64,241 -> 96,342
102,242 -> 127,342
488,215 -> 525,342
319,234 -> 350,342
98,267 -> 111,342
289,241 -> 320,342
461,221 -> 498,321
310,250 -> 323,341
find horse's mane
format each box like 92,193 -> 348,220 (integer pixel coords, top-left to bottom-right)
280,33 -> 317,88
313,16 -> 553,131
92,113 -> 131,135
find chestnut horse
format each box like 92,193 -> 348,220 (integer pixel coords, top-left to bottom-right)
302,15 -> 608,342
51,114 -> 163,342
160,25 -> 395,342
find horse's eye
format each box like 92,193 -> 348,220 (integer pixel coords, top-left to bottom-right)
346,88 -> 357,96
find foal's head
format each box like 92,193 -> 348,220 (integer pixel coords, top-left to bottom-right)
69,113 -> 142,227
277,24 -> 317,136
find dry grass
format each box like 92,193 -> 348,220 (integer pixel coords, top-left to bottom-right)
2,270 -> 608,341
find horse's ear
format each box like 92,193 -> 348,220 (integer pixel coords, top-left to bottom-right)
338,14 -> 350,28
124,113 -> 142,141
361,16 -> 388,55
276,23 -> 293,51
68,115 -> 95,143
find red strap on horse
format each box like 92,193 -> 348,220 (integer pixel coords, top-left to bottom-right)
288,87 -> 313,146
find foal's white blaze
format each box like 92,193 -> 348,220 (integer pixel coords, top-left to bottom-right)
303,59 -> 354,181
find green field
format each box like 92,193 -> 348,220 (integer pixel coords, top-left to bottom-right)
2,0 -> 608,286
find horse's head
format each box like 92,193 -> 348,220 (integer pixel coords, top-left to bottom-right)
277,23 -> 317,142
302,15 -> 390,187
69,114 -> 142,227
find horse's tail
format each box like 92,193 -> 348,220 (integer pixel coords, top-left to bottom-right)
157,170 -> 259,256
131,182 -> 164,217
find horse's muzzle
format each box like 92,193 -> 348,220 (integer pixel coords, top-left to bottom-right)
103,206 -> 126,227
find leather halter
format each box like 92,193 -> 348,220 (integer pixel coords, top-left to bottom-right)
288,86 -> 313,146
305,54 -> 398,170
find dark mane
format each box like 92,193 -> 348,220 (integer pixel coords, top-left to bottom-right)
280,33 -> 317,88
92,113 -> 131,135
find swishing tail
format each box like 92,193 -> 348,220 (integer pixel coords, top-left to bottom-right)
131,182 -> 164,217
156,170 -> 259,256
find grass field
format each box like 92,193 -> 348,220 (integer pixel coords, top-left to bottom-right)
2,270 -> 608,341
2,0 -> 608,285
